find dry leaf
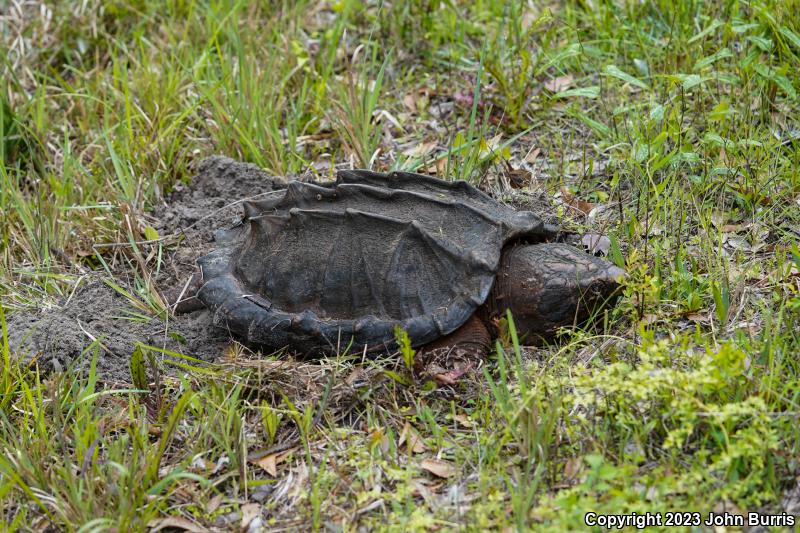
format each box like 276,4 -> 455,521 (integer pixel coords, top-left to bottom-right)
581,233 -> 611,256
410,478 -> 434,500
420,458 -> 456,478
453,413 -> 473,428
640,313 -> 659,326
345,367 -> 368,387
524,146 -> 541,163
434,365 -> 471,385
726,236 -> 755,252
240,503 -> 262,531
710,210 -> 728,229
252,448 -> 294,477
683,312 -> 709,324
544,74 -> 574,92
374,109 -> 402,130
399,422 -> 427,454
257,454 -> 278,477
560,187 -> 596,215
206,494 -> 224,514
563,456 -> 583,480
485,133 -> 503,152
507,168 -> 531,189
403,93 -> 417,112
403,140 -> 438,158
403,88 -> 433,112
424,156 -> 449,175
575,199 -> 596,215
721,223 -> 747,233
149,516 -> 210,533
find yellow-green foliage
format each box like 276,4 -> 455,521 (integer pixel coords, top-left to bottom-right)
570,337 -> 779,505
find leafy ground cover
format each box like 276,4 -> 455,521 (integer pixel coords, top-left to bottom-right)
1,0 -> 800,530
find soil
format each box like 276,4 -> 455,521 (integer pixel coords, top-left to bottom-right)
6,156 -> 288,382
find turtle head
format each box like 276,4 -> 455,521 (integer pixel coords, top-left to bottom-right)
490,243 -> 625,342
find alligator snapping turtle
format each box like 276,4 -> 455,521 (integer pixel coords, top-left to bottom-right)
174,168 -> 624,367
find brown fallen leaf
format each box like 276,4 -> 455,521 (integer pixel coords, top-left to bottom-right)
721,223 -> 748,233
403,140 -> 438,158
560,187 -> 596,215
257,454 -> 278,477
206,494 -> 224,514
524,146 -> 541,163
420,458 -> 456,479
403,93 -> 418,112
452,413 -> 474,428
563,456 -> 583,481
149,516 -> 210,533
253,447 -> 295,477
544,74 -> 574,93
398,422 -> 427,454
240,503 -> 262,531
507,168 -> 531,189
725,236 -> 758,252
683,312 -> 710,324
424,155 -> 449,175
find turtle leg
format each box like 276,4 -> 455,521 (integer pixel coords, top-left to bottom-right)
166,271 -> 205,314
415,314 -> 492,385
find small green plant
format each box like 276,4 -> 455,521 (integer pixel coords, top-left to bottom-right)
711,279 -> 731,327
394,325 -> 416,371
260,401 -> 281,446
483,312 -> 560,529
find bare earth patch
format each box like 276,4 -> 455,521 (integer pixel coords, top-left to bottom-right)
6,156 -> 286,381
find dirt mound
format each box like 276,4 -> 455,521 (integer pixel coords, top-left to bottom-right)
6,156 -> 286,382
6,279 -> 229,380
156,155 -> 286,244
154,156 -> 288,289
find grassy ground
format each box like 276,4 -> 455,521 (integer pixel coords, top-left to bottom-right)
2,0 -> 800,530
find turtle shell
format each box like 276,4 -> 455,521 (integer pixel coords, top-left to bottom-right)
196,170 -> 559,354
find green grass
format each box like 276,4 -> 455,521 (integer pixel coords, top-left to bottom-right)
2,0 -> 800,530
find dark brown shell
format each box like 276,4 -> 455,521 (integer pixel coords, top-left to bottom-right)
196,170 -> 559,354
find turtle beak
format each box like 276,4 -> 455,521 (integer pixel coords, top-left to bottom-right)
607,265 -> 627,285
578,263 -> 626,308
597,264 -> 627,302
